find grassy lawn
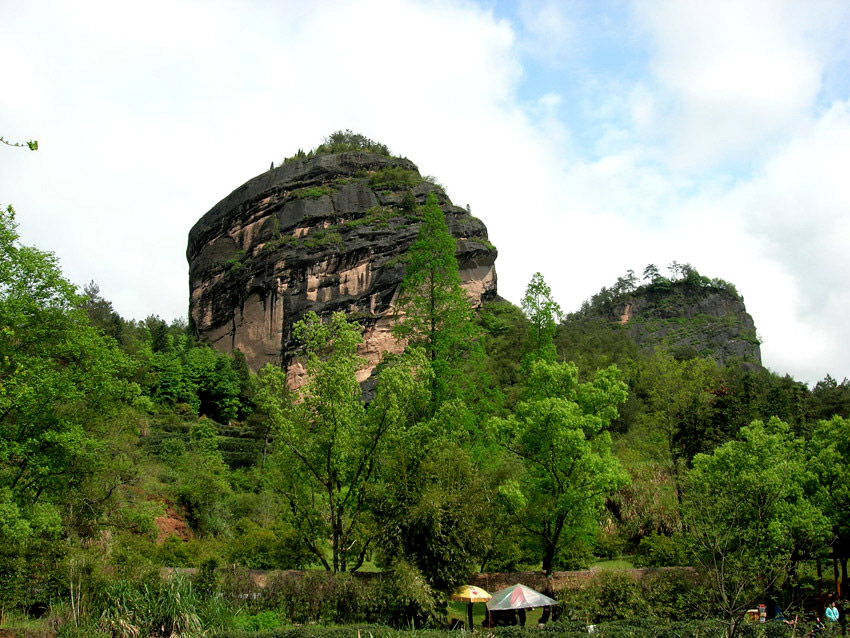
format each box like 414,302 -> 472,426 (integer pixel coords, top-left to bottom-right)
446,602 -> 547,629
590,557 -> 635,570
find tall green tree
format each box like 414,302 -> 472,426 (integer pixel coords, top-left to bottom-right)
0,205 -> 135,543
521,272 -> 561,362
810,416 -> 850,587
394,193 -> 481,409
631,350 -> 719,501
256,312 -> 429,572
682,418 -> 829,633
492,359 -> 629,574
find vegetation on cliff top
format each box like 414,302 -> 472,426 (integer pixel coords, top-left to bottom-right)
572,262 -> 741,320
282,129 -> 392,165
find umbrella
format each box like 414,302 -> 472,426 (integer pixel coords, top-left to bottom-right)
451,585 -> 491,628
486,583 -> 558,611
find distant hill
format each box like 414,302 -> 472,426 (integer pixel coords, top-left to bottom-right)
561,266 -> 762,366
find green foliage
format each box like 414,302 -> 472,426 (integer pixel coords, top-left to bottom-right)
292,186 -> 333,200
574,263 -> 741,320
282,130 -> 391,164
809,375 -> 850,421
232,610 -> 281,631
97,575 -> 204,638
479,300 -> 530,407
681,418 -> 830,621
633,533 -> 687,567
262,234 -> 298,252
0,136 -> 38,151
394,193 -> 483,409
374,444 -> 491,592
369,167 -> 422,190
257,312 -> 430,572
303,229 -> 343,249
556,570 -> 709,624
380,560 -> 445,628
492,359 -> 630,573
400,190 -> 417,212
343,205 -> 402,229
521,272 -> 562,363
0,204 -> 137,545
225,519 -> 312,569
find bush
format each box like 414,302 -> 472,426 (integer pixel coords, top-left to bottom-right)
232,610 -> 282,631
262,571 -> 380,625
556,569 -> 706,624
282,130 -> 392,164
638,570 -> 707,620
97,575 -> 204,638
369,167 -> 421,190
380,561 -> 445,628
633,533 -> 687,567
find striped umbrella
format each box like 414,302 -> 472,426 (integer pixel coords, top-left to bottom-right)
486,583 -> 558,610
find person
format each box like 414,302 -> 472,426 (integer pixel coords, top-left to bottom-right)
827,602 -> 840,624
808,616 -> 826,637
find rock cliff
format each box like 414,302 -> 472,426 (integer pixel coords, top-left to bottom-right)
564,280 -> 762,366
187,151 -> 498,380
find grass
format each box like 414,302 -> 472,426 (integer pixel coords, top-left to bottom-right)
446,602 -> 548,629
590,558 -> 635,570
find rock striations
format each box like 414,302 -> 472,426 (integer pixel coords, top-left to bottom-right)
187,152 -> 498,382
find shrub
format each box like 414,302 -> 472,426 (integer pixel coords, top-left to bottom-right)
97,575 -> 204,638
282,130 -> 392,164
303,230 -> 343,249
292,186 -> 332,200
369,167 -> 421,190
633,533 -> 688,567
556,569 -> 706,624
232,610 -> 281,631
380,561 -> 445,628
261,571 -> 379,625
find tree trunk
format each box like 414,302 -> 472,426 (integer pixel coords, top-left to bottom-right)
542,544 -> 556,576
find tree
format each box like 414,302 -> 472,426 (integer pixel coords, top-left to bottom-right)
631,350 -> 719,501
256,312 -> 429,572
810,416 -> 850,588
0,205 -> 135,544
374,442 -> 492,592
521,272 -> 562,362
681,418 -> 829,633
394,192 -> 482,409
810,375 -> 850,421
642,263 -> 660,283
491,359 -> 630,574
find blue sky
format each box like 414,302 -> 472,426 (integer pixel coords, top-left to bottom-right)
2,0 -> 850,384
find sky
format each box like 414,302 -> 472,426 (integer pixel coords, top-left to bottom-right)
2,0 -> 850,385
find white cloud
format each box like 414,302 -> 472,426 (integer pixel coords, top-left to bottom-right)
516,0 -> 577,65
3,0 -> 850,385
632,0 -> 847,169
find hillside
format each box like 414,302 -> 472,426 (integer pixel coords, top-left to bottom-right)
562,267 -> 761,367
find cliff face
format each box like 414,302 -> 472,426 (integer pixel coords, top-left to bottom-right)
569,282 -> 762,366
187,152 -> 497,380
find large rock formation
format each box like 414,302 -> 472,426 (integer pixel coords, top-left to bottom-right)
563,280 -> 762,366
187,151 -> 497,381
